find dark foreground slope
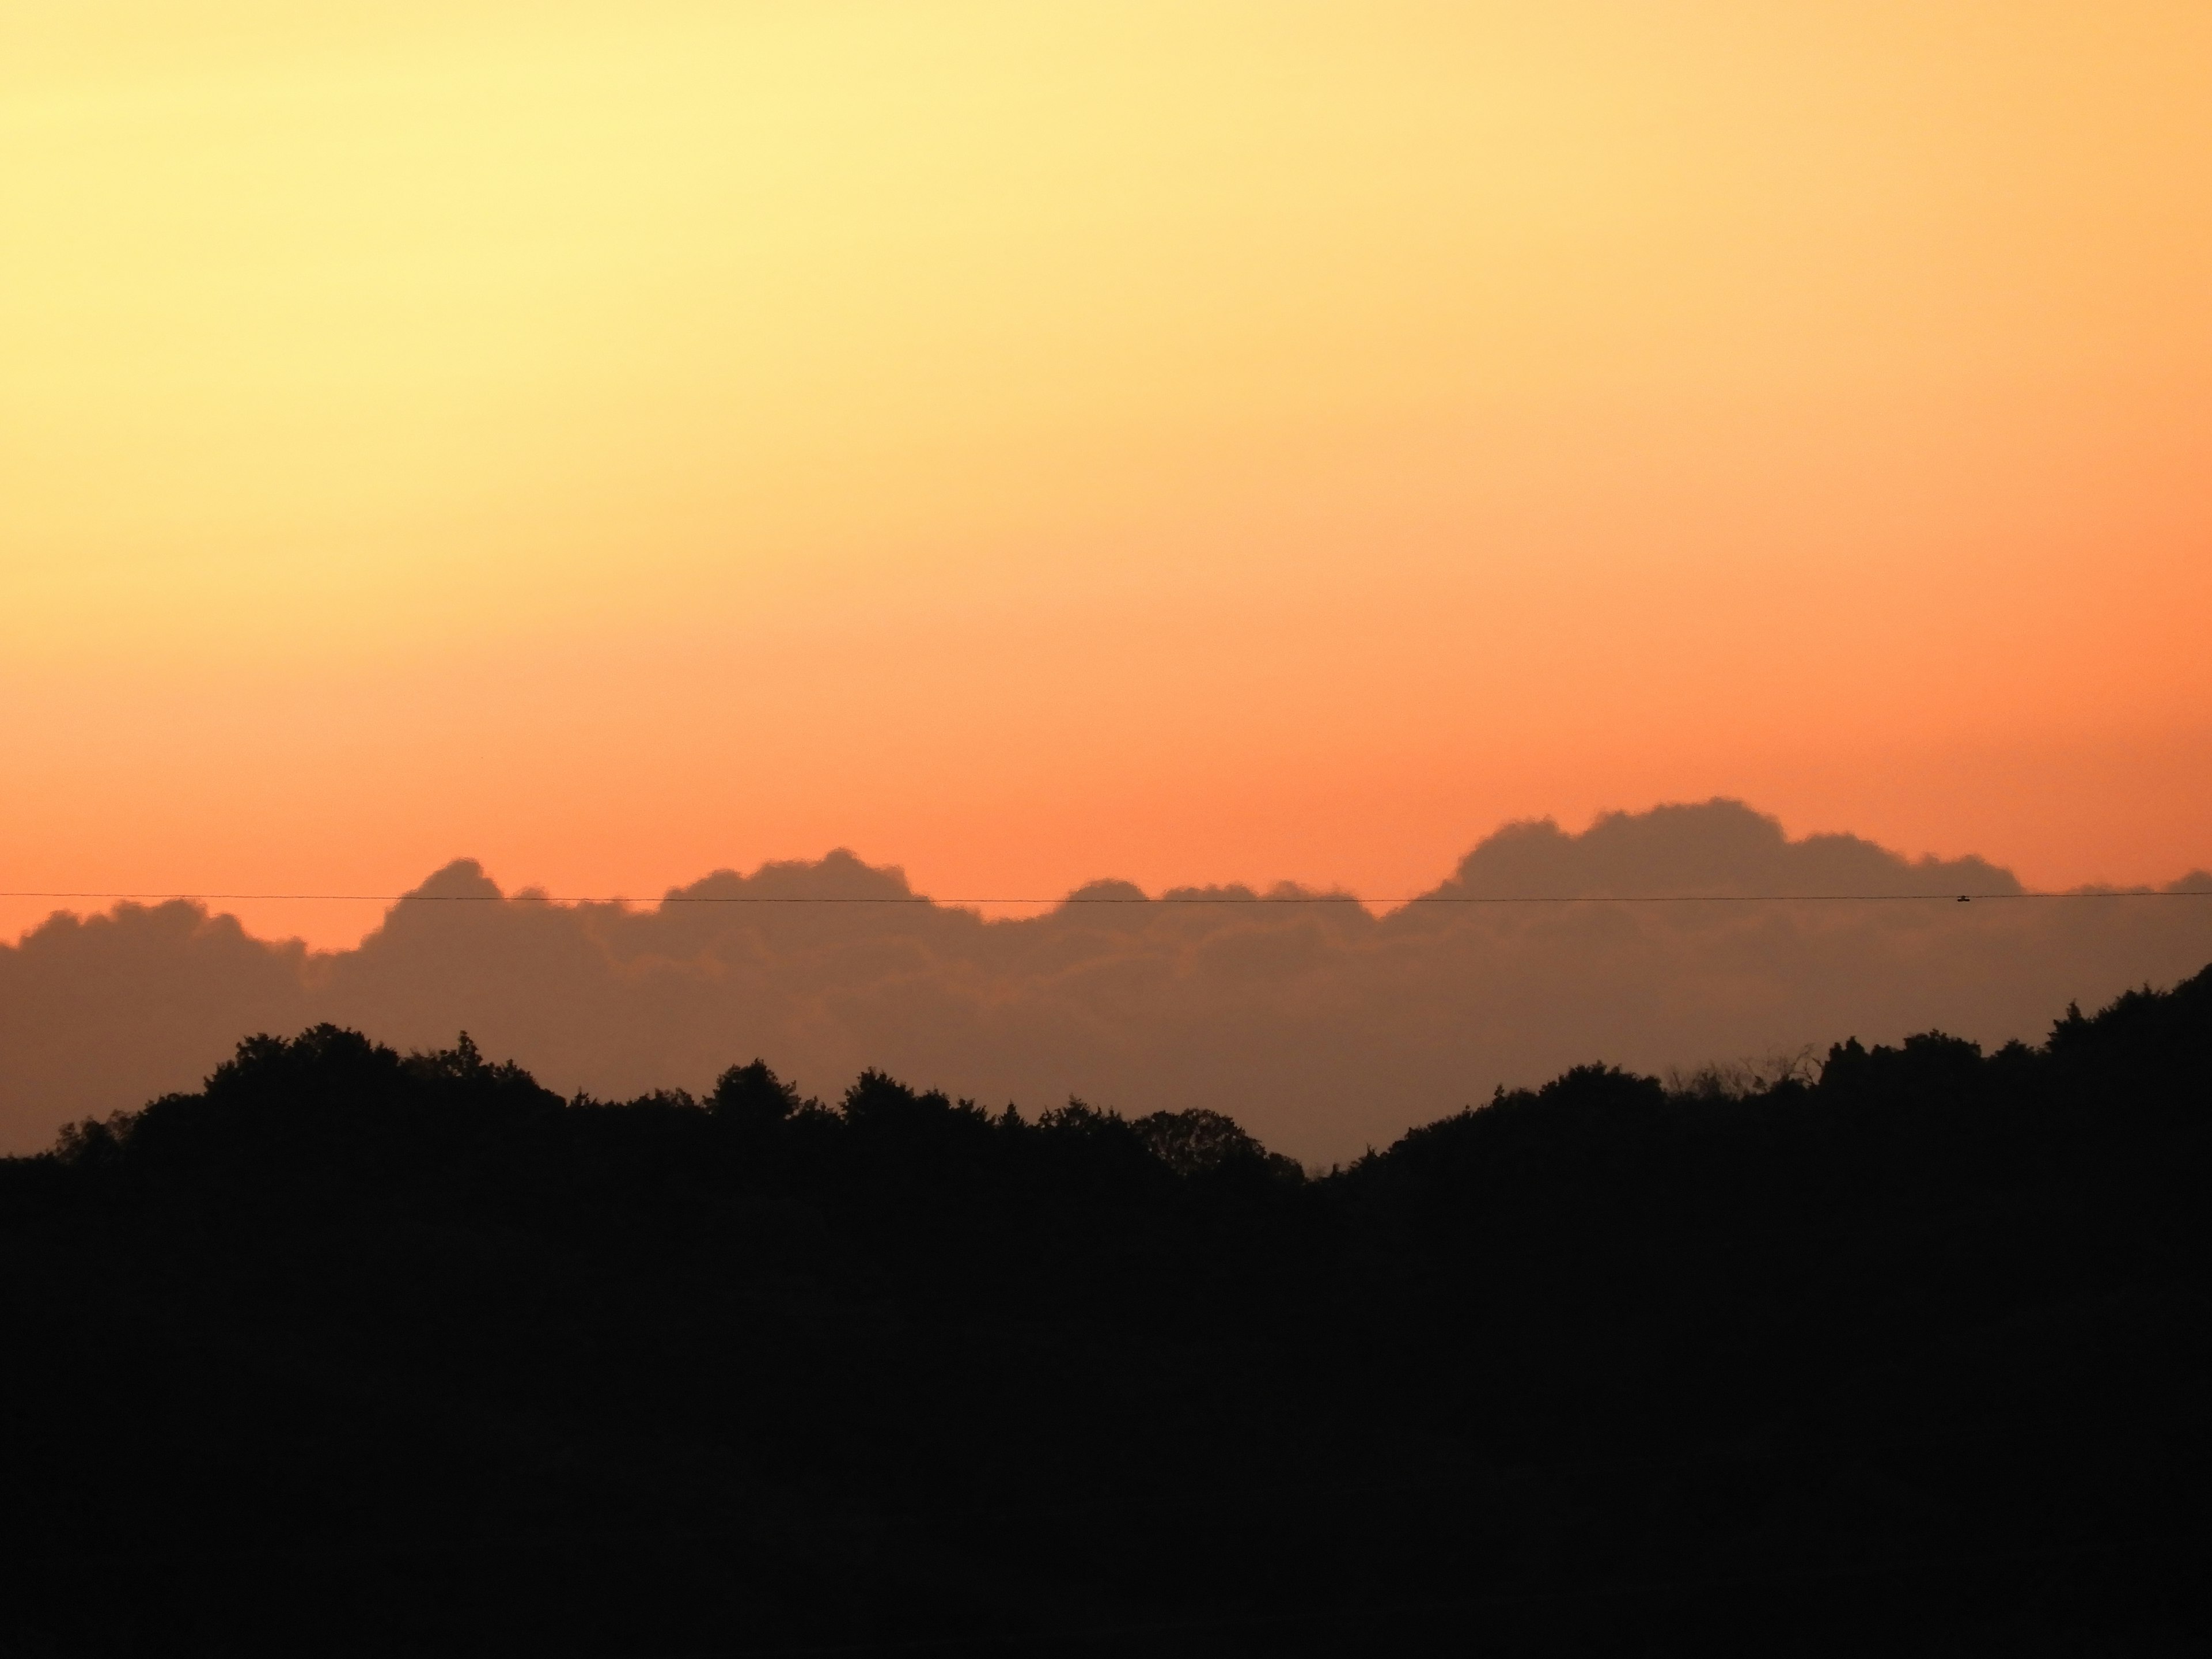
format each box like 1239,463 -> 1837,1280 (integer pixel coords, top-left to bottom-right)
3,969 -> 2209,1656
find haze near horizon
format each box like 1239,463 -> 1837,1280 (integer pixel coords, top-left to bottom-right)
9,800 -> 2210,1162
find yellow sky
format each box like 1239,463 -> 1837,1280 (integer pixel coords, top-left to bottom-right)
4,2 -> 2210,945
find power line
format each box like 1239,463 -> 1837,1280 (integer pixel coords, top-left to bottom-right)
2,889 -> 2206,907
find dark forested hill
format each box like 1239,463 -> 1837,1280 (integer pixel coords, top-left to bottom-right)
3,967 -> 2209,1656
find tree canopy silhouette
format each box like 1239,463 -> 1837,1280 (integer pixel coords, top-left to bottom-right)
3,964 -> 2208,1655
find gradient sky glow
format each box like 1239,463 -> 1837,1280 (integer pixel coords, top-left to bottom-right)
5,2 -> 2210,947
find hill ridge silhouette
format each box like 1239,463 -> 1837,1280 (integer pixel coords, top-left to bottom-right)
4,963 -> 2207,1653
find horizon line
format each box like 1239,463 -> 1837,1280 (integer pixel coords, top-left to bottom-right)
8,889 -> 2209,908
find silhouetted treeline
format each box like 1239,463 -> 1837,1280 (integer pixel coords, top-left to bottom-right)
3,968 -> 2209,1656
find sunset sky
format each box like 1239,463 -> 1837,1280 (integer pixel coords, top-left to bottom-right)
5,1 -> 2210,948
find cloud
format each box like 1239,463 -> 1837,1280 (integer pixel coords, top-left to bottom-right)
5,801 -> 2208,1161
1429,800 -> 2022,899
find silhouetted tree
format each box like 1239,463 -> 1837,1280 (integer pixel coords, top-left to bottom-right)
2,965 -> 2208,1657
708,1057 -> 802,1129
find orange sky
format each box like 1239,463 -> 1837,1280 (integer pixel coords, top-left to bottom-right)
5,1 -> 2210,948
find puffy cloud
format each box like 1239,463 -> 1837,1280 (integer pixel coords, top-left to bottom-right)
1427,800 -> 2021,899
5,801 -> 2207,1160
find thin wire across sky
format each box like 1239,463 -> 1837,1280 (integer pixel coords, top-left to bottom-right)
3,891 -> 2205,907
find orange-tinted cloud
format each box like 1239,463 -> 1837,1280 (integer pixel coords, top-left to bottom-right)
7,802 -> 2207,1161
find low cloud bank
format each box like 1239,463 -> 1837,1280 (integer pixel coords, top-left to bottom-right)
6,800 -> 2208,1160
